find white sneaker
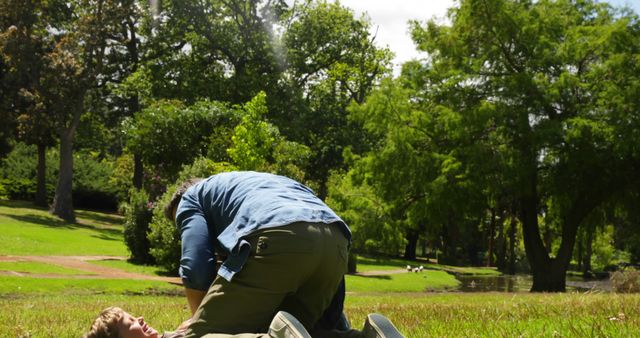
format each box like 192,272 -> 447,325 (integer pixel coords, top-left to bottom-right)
268,311 -> 312,338
362,313 -> 405,338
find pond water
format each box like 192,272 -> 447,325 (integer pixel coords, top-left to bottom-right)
454,274 -> 612,292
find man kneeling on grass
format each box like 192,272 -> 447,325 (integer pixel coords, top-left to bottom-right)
85,171 -> 404,338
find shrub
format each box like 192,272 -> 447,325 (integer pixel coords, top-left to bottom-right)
148,157 -> 236,273
109,154 -> 135,205
0,142 -> 120,210
0,143 -> 43,200
611,268 -> 640,293
123,189 -> 155,264
0,181 -> 8,200
72,152 -> 119,211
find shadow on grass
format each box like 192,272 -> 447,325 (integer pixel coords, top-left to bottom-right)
2,213 -> 70,228
122,259 -> 179,278
75,209 -> 123,225
1,213 -> 122,238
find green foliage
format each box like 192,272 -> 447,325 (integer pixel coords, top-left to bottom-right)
228,92 -> 278,171
326,170 -> 405,255
148,157 -> 237,273
343,75 -> 487,262
0,143 -> 47,200
123,189 -> 155,264
0,142 -> 119,209
109,154 -> 135,205
592,225 -> 631,271
72,151 -> 119,211
347,0 -> 640,286
228,92 -> 311,183
123,99 -> 238,180
275,1 -> 393,196
0,181 -> 7,200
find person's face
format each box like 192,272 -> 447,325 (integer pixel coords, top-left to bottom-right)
116,311 -> 159,338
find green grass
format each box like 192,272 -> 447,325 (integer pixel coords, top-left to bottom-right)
0,200 -> 126,256
344,293 -> 640,337
89,259 -> 168,276
0,276 -> 181,295
2,292 -> 639,337
346,270 -> 458,292
356,255 -> 502,276
2,201 -> 639,337
0,261 -> 91,275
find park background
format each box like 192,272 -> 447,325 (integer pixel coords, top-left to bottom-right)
2,0 -> 640,336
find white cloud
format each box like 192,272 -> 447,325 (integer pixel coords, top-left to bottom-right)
335,0 -> 454,74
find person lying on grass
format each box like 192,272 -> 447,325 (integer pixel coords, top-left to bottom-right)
83,306 -> 190,338
83,306 -> 403,338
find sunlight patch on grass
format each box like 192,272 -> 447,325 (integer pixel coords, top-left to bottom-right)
346,270 -> 458,293
0,200 -> 127,256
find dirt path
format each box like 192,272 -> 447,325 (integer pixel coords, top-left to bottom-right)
0,255 -> 181,284
0,255 -> 413,282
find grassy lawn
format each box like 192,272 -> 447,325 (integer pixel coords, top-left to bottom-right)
0,200 -> 126,256
2,292 -> 639,337
0,276 -> 181,294
2,200 -> 639,337
356,255 -> 502,276
346,270 -> 458,292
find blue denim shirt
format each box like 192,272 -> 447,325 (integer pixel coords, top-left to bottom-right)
175,171 -> 351,291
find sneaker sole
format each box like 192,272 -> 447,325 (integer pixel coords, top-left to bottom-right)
269,311 -> 312,338
366,313 -> 405,338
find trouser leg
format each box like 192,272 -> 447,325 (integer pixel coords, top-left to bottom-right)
186,222 -> 348,337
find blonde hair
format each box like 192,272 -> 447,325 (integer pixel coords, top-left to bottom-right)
83,306 -> 124,338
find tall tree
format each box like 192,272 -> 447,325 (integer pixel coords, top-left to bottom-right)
142,0 -> 286,104
0,0 -> 66,206
345,74 -> 489,262
41,0 -> 128,221
277,0 -> 392,196
410,0 -> 640,291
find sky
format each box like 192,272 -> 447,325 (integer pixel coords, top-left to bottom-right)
308,0 -> 640,75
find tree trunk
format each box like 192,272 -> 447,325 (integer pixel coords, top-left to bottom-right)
495,217 -> 506,271
403,229 -> 418,260
133,153 -> 143,189
440,216 -> 459,265
522,192 -> 582,291
576,232 -> 583,271
583,229 -> 594,278
34,143 -> 47,207
487,208 -> 496,267
50,130 -> 75,222
519,166 -> 571,291
508,215 -> 517,275
530,261 -> 569,292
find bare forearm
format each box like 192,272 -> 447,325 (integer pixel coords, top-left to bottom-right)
185,287 -> 206,315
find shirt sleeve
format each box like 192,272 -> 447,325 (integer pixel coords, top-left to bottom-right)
176,203 -> 216,291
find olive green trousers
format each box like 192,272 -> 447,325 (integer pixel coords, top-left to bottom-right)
186,222 -> 349,338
